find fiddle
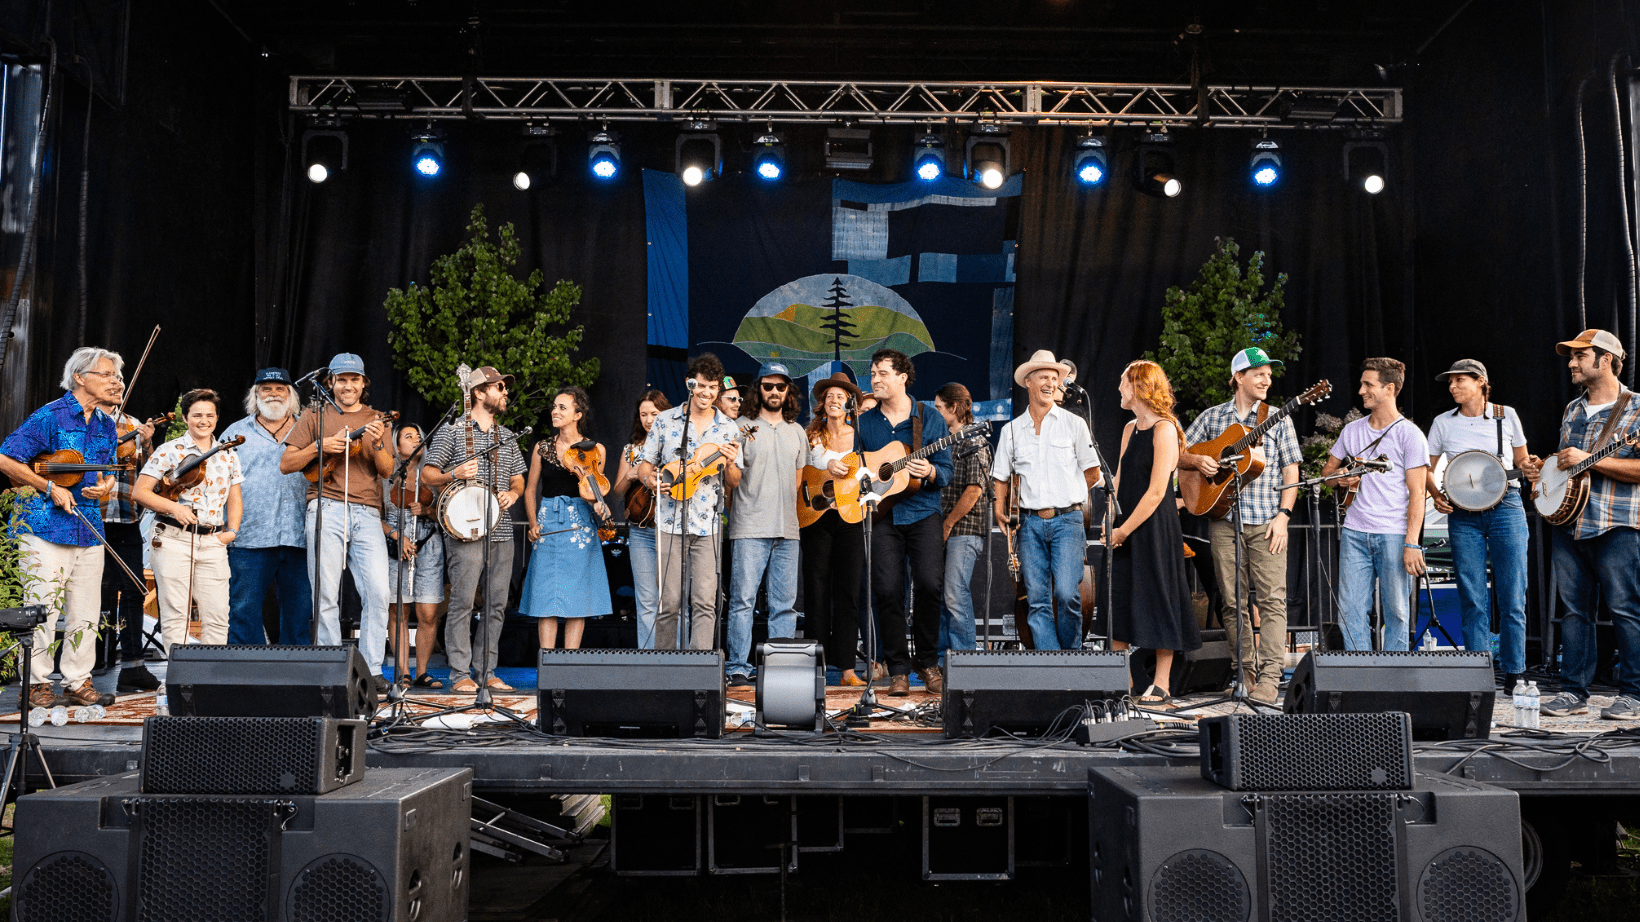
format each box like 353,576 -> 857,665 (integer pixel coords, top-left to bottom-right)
561,441 -> 616,541
304,411 -> 399,484
116,412 -> 174,463
154,436 -> 246,501
658,426 -> 757,501
26,449 -> 130,489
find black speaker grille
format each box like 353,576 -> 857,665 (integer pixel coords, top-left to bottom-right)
1266,793 -> 1398,922
136,799 -> 279,922
1212,713 -> 1412,791
1149,849 -> 1249,922
1313,651 -> 1491,660
16,851 -> 117,922
1418,848 -> 1520,922
289,855 -> 390,922
144,717 -> 321,794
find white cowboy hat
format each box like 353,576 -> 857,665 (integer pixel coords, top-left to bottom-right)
1014,349 -> 1069,388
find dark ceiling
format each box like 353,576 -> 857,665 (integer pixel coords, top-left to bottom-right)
215,0 -> 1466,85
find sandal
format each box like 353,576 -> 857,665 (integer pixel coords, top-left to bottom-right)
486,678 -> 515,693
1135,685 -> 1174,708
412,673 -> 444,690
451,678 -> 479,695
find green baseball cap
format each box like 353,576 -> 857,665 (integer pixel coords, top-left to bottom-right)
1230,346 -> 1283,374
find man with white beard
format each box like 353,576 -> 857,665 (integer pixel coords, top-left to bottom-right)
222,367 -> 313,644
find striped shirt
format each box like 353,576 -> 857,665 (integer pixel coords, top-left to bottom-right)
1184,400 -> 1302,526
1557,388 -> 1640,539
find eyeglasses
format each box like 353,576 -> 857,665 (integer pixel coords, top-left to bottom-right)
760,382 -> 788,392
83,371 -> 124,383
722,395 -> 741,404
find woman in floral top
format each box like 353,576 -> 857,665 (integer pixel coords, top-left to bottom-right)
134,388 -> 243,652
519,387 -> 613,649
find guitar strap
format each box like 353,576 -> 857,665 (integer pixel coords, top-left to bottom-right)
911,402 -> 924,453
1592,391 -> 1633,452
1251,402 -> 1270,448
1356,416 -> 1404,461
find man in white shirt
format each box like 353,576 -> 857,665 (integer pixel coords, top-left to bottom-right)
992,350 -> 1101,650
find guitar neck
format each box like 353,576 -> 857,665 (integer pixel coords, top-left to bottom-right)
892,427 -> 972,473
1233,397 -> 1298,453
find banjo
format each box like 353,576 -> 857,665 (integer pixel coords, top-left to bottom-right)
1534,428 -> 1640,525
1437,404 -> 1521,513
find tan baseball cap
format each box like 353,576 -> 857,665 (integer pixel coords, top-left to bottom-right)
1556,329 -> 1626,358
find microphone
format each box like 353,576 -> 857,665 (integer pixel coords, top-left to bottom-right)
954,440 -> 981,460
685,379 -> 698,392
293,366 -> 329,385
1357,456 -> 1392,473
518,426 -> 533,437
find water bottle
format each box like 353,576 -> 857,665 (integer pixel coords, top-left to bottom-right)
1526,682 -> 1541,730
48,706 -> 68,727
1511,682 -> 1528,727
26,707 -> 47,728
155,694 -> 169,717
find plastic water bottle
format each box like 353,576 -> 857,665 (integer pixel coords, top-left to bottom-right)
48,706 -> 68,727
155,694 -> 168,717
26,707 -> 47,728
1511,682 -> 1528,727
1525,682 -> 1541,730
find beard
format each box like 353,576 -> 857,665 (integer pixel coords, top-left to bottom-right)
480,392 -> 507,415
257,394 -> 294,421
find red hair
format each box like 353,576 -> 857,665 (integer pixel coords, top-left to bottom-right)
1122,360 -> 1184,446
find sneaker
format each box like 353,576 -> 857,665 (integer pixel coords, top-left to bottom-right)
117,664 -> 161,693
1249,680 -> 1280,705
61,679 -> 114,708
727,673 -> 754,688
1602,696 -> 1640,720
1541,692 -> 1589,717
370,674 -> 390,698
27,684 -> 62,708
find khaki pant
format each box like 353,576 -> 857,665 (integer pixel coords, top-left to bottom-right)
656,531 -> 721,651
150,523 -> 231,653
1208,518 -> 1288,686
20,536 -> 103,685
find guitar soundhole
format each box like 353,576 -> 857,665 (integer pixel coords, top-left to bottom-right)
877,464 -> 894,481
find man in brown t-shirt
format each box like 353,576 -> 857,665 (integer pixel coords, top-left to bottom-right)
279,352 -> 396,694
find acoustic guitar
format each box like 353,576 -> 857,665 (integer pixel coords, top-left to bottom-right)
1178,380 -> 1332,518
1533,428 -> 1640,525
797,454 -> 865,527
861,421 -> 991,521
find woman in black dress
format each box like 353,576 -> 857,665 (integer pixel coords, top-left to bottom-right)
1110,360 -> 1202,706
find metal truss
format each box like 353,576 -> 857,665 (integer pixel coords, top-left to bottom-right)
288,76 -> 1401,128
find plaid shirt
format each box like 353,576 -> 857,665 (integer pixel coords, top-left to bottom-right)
942,440 -> 993,538
1557,388 -> 1640,539
101,412 -> 142,524
1184,399 -> 1301,526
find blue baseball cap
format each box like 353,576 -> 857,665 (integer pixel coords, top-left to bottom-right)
328,353 -> 367,377
252,367 -> 293,386
756,361 -> 793,382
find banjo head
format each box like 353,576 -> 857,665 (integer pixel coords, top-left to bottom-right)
1443,450 -> 1510,512
1533,455 -> 1571,516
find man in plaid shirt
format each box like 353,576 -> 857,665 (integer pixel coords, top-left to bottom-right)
1527,330 -> 1640,719
936,383 -> 992,665
1180,347 -> 1301,704
96,391 -> 161,692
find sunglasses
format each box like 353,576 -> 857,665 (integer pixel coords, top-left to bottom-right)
760,382 -> 789,392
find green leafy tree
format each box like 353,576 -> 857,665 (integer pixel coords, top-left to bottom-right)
384,204 -> 599,434
1145,237 -> 1300,422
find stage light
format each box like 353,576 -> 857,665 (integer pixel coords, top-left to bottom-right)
676,124 -> 721,187
1073,134 -> 1107,186
824,126 -> 873,171
1344,136 -> 1390,195
752,131 -> 785,181
301,126 -> 347,185
1137,131 -> 1182,198
409,125 -> 445,178
965,126 -> 1010,190
913,132 -> 945,181
513,125 -> 558,192
1250,138 -> 1282,188
588,129 -> 621,180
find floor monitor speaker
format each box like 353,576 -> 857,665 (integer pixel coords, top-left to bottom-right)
1285,650 -> 1496,740
942,649 -> 1130,738
167,644 -> 377,719
538,649 -> 726,738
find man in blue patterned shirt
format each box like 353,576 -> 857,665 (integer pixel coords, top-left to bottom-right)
1180,347 -> 1301,704
1527,330 -> 1640,719
635,354 -> 743,650
0,347 -> 123,708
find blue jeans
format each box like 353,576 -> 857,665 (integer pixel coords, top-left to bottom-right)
305,499 -> 390,676
1447,491 -> 1528,674
1018,510 -> 1086,650
629,527 -> 660,649
1553,525 -> 1640,699
1338,528 -> 1413,651
725,537 -> 800,677
227,545 -> 313,645
940,535 -> 984,664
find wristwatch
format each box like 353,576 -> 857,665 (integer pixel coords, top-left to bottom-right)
1274,508 -> 1291,519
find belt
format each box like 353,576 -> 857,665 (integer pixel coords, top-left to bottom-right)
1022,503 -> 1082,519
157,515 -> 222,536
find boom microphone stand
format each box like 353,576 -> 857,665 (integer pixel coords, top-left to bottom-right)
295,366 -> 342,646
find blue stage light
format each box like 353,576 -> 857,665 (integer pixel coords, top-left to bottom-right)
752,132 -> 785,182
588,129 -> 621,181
409,129 -> 445,179
912,132 -> 945,182
1250,139 -> 1282,188
1073,135 -> 1107,187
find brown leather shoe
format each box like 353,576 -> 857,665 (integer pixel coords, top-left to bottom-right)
61,679 -> 114,708
27,684 -> 62,708
886,674 -> 911,697
917,665 -> 945,696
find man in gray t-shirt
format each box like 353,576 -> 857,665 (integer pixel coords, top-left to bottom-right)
724,362 -> 807,684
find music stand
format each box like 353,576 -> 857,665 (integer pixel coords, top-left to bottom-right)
0,605 -> 57,829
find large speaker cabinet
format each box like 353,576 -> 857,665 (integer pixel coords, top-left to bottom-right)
12,767 -> 472,922
167,644 -> 378,719
1089,766 -> 1524,922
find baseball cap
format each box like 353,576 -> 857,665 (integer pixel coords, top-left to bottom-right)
328,353 -> 367,377
756,361 -> 793,382
253,367 -> 294,386
1230,346 -> 1283,374
467,365 -> 515,389
1556,329 -> 1627,358
1435,358 -> 1488,382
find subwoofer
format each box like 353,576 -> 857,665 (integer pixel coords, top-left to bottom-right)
140,716 -> 365,795
167,644 -> 378,719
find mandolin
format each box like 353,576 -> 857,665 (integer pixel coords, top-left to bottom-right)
1533,428 -> 1640,525
154,436 -> 247,501
304,411 -> 399,484
1178,380 -> 1332,518
561,441 -> 617,541
860,421 -> 991,521
658,427 -> 758,501
797,453 -> 866,528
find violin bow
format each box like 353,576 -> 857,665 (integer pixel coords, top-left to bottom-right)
61,502 -> 145,592
114,324 -> 161,421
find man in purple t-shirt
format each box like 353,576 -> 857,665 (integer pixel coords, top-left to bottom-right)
1319,358 -> 1430,650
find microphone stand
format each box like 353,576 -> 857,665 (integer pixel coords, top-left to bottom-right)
842,488 -> 910,726
296,367 -> 342,646
1066,382 -> 1118,649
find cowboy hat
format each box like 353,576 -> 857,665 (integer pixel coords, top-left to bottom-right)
1014,349 -> 1069,388
812,370 -> 864,403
